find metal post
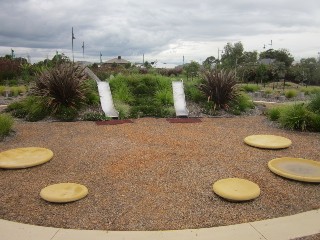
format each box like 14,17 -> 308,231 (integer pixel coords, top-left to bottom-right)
82,41 -> 84,58
218,48 -> 223,62
72,27 -> 75,63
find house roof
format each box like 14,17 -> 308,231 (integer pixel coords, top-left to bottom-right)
104,56 -> 130,64
258,58 -> 275,65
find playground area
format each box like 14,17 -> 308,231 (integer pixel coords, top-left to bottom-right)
0,115 -> 319,231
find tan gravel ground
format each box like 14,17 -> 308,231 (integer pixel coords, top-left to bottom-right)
0,116 -> 319,231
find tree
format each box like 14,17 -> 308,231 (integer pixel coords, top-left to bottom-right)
297,58 -> 319,85
202,56 -> 217,70
256,64 -> 268,86
221,42 -> 244,69
259,49 -> 294,67
143,61 -> 152,69
242,51 -> 258,64
184,61 -> 200,80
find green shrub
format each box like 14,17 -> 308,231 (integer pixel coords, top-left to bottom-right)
32,63 -> 89,114
241,84 -> 260,92
10,86 -> 20,97
0,113 -> 14,139
308,93 -> 320,114
114,102 -> 131,119
0,86 -> 5,95
25,98 -> 49,122
83,79 -> 100,105
278,104 -> 309,131
110,74 -> 174,118
308,112 -> 320,132
285,89 -> 298,98
266,107 -> 282,121
229,93 -> 254,115
199,69 -> 239,110
185,84 -> 206,103
110,76 -> 134,104
6,96 -> 49,121
265,88 -> 273,95
202,101 -> 218,115
82,112 -> 110,121
310,87 -> 320,94
154,88 -> 173,105
130,104 -> 173,118
54,105 -> 78,121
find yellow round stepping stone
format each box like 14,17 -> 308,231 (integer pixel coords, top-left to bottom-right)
268,157 -> 320,182
244,135 -> 292,149
0,147 -> 53,169
40,183 -> 88,203
212,178 -> 260,201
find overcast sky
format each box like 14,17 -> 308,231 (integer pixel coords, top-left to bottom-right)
1,0 -> 319,67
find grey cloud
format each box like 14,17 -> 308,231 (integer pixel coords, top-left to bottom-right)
0,0 -> 319,62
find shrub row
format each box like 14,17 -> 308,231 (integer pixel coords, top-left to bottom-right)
266,93 -> 320,132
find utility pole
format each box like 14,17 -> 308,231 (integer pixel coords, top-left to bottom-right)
183,55 -> 185,66
82,41 -> 84,58
100,52 -> 102,64
72,27 -> 75,63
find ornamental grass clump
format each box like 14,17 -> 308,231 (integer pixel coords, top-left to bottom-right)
229,93 -> 255,115
266,106 -> 282,121
308,92 -> 320,114
199,69 -> 239,110
285,89 -> 298,99
241,84 -> 260,92
32,63 -> 89,120
278,104 -> 310,131
0,113 -> 14,140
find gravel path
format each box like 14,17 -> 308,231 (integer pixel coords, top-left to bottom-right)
0,116 -> 319,231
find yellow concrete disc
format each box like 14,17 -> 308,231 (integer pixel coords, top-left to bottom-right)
244,135 -> 292,149
212,178 -> 260,201
40,183 -> 88,203
268,157 -> 320,182
0,147 -> 53,169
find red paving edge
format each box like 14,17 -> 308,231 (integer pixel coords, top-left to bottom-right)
166,118 -> 202,123
95,119 -> 134,125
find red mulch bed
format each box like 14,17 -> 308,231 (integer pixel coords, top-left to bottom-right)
166,118 -> 202,123
95,119 -> 133,125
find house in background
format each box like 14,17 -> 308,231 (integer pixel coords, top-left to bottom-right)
104,56 -> 130,66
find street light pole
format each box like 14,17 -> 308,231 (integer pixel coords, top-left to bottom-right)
218,48 -> 223,61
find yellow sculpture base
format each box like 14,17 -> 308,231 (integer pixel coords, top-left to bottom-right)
0,147 -> 53,169
40,183 -> 88,203
212,178 -> 260,201
268,157 -> 320,182
244,135 -> 292,149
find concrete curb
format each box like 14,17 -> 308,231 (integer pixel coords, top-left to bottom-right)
1,209 -> 319,240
